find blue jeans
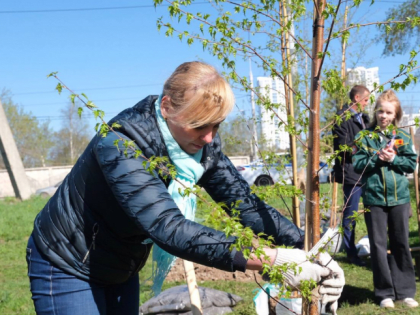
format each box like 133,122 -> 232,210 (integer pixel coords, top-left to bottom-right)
342,184 -> 363,258
26,235 -> 140,315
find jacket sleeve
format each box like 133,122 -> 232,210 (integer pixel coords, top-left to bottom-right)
199,151 -> 302,247
352,133 -> 382,175
390,135 -> 417,174
333,118 -> 352,147
95,132 -> 244,272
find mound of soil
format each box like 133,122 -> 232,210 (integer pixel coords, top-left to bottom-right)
166,259 -> 263,283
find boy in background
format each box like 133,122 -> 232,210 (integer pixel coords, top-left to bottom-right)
332,85 -> 370,266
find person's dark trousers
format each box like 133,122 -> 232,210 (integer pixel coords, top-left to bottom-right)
364,203 -> 416,302
342,184 -> 363,258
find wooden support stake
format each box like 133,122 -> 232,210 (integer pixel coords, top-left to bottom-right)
330,181 -> 338,228
183,260 -> 202,315
280,1 -> 300,228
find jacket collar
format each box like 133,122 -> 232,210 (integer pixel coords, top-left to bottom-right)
340,104 -> 370,125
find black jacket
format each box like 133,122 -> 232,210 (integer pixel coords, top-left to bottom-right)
332,105 -> 369,185
32,95 -> 301,285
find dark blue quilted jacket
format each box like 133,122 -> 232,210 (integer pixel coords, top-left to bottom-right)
32,95 -> 301,285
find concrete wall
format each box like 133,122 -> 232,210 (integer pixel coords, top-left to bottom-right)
0,165 -> 72,198
0,156 -> 251,198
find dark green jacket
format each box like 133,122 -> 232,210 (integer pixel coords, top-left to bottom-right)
352,127 -> 417,207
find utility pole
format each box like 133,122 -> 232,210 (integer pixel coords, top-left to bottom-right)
340,6 -> 349,108
0,100 -> 31,200
69,104 -> 74,164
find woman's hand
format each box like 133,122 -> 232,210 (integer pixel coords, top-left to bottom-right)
378,147 -> 395,163
247,248 -> 344,314
317,252 -> 345,311
268,249 -> 332,289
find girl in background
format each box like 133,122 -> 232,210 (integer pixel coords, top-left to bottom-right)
353,90 -> 418,309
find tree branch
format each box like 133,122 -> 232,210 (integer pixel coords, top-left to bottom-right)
317,0 -> 343,78
225,0 -> 313,59
159,0 -> 311,110
338,19 -> 411,35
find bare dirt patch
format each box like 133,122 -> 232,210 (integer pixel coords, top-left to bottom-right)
166,258 -> 263,282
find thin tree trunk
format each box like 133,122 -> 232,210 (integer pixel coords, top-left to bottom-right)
306,0 -> 326,313
281,0 -> 300,227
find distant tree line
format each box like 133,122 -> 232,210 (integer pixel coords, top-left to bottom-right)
218,115 -> 280,158
0,90 -> 91,169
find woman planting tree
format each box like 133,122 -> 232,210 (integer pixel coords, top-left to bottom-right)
353,90 -> 418,309
26,61 -> 344,314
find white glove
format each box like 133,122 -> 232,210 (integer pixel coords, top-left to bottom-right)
273,248 -> 331,289
317,252 -> 345,313
329,301 -> 338,315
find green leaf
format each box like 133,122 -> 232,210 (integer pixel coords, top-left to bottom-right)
56,83 -> 63,95
342,30 -> 350,44
99,123 -> 109,137
113,139 -> 120,151
77,107 -> 83,118
47,71 -> 58,78
134,150 -> 142,159
186,13 -> 193,24
70,94 -> 76,105
111,122 -> 122,129
86,101 -> 97,109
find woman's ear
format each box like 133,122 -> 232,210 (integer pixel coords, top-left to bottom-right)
160,96 -> 171,119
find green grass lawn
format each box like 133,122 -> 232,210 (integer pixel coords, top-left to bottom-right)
0,196 -> 45,315
2,184 -> 420,314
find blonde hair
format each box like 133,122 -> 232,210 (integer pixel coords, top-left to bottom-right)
162,61 -> 234,128
371,89 -> 402,127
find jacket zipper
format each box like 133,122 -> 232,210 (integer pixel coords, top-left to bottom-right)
82,223 -> 100,264
381,168 -> 386,203
391,170 -> 398,201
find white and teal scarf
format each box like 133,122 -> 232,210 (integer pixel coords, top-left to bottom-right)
147,95 -> 205,295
